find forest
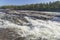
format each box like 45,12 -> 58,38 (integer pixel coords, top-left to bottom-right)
0,1 -> 60,11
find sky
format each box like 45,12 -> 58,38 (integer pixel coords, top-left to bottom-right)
0,0 -> 59,6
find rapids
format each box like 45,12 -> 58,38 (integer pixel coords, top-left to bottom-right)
0,11 -> 60,40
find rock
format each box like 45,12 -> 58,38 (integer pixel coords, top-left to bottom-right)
0,28 -> 20,40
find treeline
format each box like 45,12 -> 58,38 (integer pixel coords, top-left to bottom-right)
0,1 -> 60,11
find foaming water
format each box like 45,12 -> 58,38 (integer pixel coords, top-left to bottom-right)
0,16 -> 60,40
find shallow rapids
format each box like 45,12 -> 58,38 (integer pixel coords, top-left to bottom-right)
0,15 -> 60,40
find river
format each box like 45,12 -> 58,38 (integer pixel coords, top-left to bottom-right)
0,11 -> 60,40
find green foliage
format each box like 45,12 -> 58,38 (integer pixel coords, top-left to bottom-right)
0,1 -> 60,11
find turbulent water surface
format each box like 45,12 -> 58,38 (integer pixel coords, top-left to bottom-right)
0,11 -> 60,40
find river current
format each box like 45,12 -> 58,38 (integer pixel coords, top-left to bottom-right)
0,12 -> 60,40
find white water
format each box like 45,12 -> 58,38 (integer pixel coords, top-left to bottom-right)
0,15 -> 60,40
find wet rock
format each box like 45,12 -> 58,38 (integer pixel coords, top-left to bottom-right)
0,28 -> 20,40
